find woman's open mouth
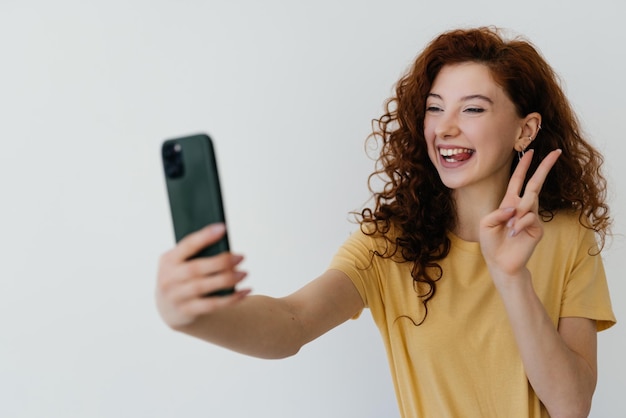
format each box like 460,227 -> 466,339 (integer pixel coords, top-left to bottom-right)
439,147 -> 475,163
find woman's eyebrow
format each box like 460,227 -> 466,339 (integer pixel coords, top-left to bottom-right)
427,93 -> 494,104
461,94 -> 493,104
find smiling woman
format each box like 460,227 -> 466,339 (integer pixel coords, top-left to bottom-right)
352,27 -> 614,417
155,26 -> 615,418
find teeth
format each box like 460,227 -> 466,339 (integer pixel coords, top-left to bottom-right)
439,148 -> 473,156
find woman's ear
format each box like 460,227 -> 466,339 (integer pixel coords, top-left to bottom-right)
516,112 -> 542,151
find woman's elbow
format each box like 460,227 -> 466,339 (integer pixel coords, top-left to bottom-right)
547,395 -> 592,418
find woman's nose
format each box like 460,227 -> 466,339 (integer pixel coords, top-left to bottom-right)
434,113 -> 460,138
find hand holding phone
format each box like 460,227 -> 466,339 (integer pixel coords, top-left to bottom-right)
155,223 -> 250,329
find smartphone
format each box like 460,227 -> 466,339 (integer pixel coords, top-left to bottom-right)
161,133 -> 234,296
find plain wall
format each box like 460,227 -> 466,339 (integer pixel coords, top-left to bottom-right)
1,1 -> 624,417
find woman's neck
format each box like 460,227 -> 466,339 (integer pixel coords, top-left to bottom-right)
451,186 -> 506,242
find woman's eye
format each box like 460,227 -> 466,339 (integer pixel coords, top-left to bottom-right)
465,107 -> 485,113
426,105 -> 442,112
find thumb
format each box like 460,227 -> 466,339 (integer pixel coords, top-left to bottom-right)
481,207 -> 516,229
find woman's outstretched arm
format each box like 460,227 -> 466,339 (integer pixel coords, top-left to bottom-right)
156,223 -> 363,359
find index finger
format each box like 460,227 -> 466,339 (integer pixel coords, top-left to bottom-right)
505,149 -> 536,198
166,223 -> 227,263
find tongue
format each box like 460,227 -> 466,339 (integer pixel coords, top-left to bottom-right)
452,152 -> 472,161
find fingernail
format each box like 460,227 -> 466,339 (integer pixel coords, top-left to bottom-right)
506,217 -> 515,228
239,288 -> 253,297
508,229 -> 517,237
208,223 -> 226,234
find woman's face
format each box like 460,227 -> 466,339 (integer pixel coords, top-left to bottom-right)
423,62 -> 525,195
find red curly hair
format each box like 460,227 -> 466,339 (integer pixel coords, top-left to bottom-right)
358,26 -> 610,324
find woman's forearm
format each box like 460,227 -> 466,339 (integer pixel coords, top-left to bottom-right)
174,294 -> 306,359
494,269 -> 596,418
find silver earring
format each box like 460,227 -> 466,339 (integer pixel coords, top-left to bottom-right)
518,136 -> 532,161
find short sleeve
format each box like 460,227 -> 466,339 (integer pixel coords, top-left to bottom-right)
560,226 -> 616,331
327,229 -> 380,319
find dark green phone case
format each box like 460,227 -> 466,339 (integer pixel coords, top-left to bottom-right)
162,133 -> 233,296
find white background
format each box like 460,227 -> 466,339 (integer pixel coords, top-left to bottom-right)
1,1 -> 624,417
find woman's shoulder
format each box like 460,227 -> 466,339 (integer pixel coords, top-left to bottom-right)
351,220 -> 404,257
542,209 -> 590,229
358,219 -> 405,241
541,209 -> 599,247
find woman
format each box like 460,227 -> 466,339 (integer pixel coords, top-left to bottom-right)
156,27 -> 615,417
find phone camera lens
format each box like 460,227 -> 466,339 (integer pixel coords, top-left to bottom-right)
163,142 -> 185,179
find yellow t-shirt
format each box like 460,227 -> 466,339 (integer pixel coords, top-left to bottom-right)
329,212 -> 616,418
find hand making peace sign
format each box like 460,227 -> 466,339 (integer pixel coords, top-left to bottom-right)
479,149 -> 563,279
